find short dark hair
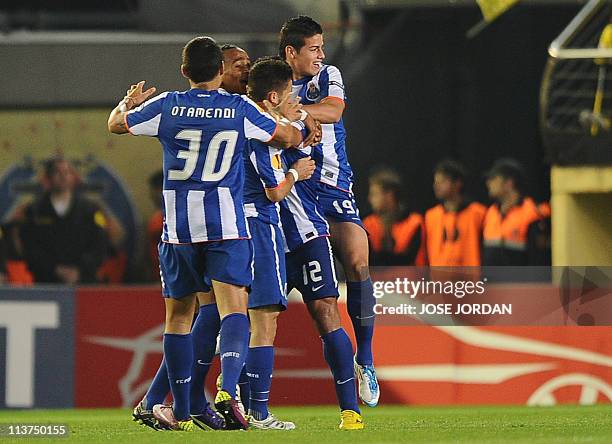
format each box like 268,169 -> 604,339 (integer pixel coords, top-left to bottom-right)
278,15 -> 323,59
182,36 -> 222,83
247,57 -> 293,102
220,44 -> 238,51
434,159 -> 467,183
485,158 -> 527,193
369,168 -> 402,197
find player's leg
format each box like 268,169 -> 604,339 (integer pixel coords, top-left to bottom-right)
287,237 -> 363,430
247,306 -> 296,429
323,186 -> 380,407
189,290 -> 225,430
212,280 -> 250,429
245,220 -> 294,430
151,293 -> 197,431
306,296 -> 363,430
150,242 -> 212,432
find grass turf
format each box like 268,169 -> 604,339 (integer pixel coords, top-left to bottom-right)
0,405 -> 611,443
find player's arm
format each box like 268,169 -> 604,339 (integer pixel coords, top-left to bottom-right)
107,81 -> 157,134
302,98 -> 345,124
268,119 -> 305,149
265,156 -> 316,202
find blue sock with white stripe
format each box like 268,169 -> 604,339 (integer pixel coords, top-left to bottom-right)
144,358 -> 169,410
189,303 -> 220,415
238,364 -> 251,412
322,328 -> 360,413
164,333 -> 193,421
219,313 -> 249,398
347,279 -> 375,365
246,346 -> 274,420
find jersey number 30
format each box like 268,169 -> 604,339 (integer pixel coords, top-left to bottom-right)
168,129 -> 238,181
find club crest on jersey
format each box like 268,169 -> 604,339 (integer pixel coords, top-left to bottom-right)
306,82 -> 320,101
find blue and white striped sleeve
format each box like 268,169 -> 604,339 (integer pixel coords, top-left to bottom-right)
241,95 -> 279,142
125,92 -> 169,136
250,145 -> 286,189
321,65 -> 346,101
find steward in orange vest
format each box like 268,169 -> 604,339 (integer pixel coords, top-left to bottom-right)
425,160 -> 486,266
364,169 -> 426,266
483,158 -> 550,266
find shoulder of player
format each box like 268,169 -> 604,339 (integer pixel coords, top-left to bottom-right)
318,64 -> 343,80
234,94 -> 269,114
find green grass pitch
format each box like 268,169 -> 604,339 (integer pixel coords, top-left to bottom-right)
1,405 -> 611,443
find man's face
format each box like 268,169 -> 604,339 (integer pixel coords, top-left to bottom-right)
433,172 -> 452,200
434,172 -> 462,201
368,183 -> 394,213
221,47 -> 250,94
49,160 -> 75,193
486,175 -> 507,200
290,34 -> 325,78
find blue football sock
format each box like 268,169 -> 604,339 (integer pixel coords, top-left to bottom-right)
144,358 -> 169,410
347,279 -> 375,365
164,333 -> 193,421
322,328 -> 360,413
246,346 -> 274,420
238,364 -> 251,412
219,313 -> 249,398
189,303 -> 220,415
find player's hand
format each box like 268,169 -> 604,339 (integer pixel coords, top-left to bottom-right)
291,156 -> 316,181
264,95 -> 302,121
302,115 -> 322,147
123,81 -> 157,110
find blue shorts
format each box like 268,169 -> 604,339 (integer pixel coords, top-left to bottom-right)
317,183 -> 364,228
248,218 -> 288,310
159,239 -> 253,299
286,236 -> 339,302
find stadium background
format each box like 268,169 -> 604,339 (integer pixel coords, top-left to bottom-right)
1,0 -> 612,416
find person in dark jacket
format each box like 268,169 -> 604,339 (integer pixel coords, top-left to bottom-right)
20,157 -> 108,284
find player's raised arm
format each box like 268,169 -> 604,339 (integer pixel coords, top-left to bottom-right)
107,80 -> 157,134
265,156 -> 315,202
302,97 -> 345,123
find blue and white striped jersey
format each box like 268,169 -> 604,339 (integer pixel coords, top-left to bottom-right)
126,88 -> 278,243
279,146 -> 329,251
243,139 -> 285,226
291,64 -> 353,192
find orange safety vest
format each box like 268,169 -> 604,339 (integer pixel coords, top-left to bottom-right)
482,197 -> 542,266
363,212 -> 426,265
424,201 -> 486,266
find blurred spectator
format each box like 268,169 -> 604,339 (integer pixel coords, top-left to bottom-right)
147,169 -> 164,280
20,157 -> 108,284
425,160 -> 486,266
363,168 -> 426,266
483,158 -> 551,266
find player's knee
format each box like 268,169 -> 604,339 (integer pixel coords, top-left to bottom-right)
345,255 -> 369,281
308,298 -> 341,335
164,317 -> 193,335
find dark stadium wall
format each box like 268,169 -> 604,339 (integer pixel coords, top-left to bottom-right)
344,4 -> 581,215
